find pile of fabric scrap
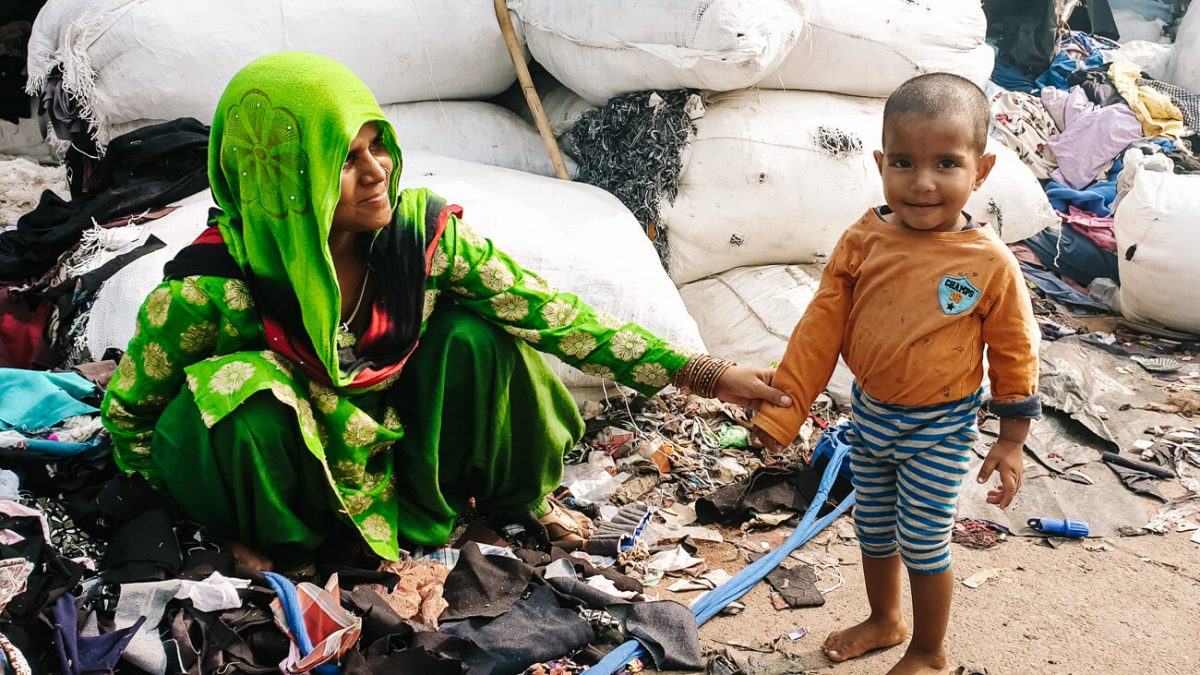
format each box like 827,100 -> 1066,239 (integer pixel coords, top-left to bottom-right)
987,16 -> 1200,326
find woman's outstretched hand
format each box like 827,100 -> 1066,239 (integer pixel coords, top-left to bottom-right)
712,366 -> 792,412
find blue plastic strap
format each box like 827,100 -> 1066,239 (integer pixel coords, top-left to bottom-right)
585,431 -> 857,674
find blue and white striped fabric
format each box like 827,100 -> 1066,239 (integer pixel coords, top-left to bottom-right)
847,384 -> 982,574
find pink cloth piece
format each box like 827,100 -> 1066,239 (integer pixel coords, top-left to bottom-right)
1058,206 -> 1117,252
0,501 -> 51,544
1008,243 -> 1044,268
1046,87 -> 1144,190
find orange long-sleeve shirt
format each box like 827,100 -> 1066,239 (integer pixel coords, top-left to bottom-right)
755,209 -> 1040,446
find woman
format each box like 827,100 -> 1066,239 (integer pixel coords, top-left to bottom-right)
100,52 -> 790,571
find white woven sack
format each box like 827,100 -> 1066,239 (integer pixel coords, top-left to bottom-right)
677,264 -> 854,405
756,0 -> 993,97
1115,164 -> 1200,334
399,152 -> 706,394
1163,3 -> 1200,93
510,0 -> 806,105
107,102 -> 573,178
662,90 -> 1058,284
86,193 -> 216,357
28,0 -> 524,148
88,155 -> 706,397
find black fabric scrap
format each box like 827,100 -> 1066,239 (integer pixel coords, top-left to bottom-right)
984,0 -> 1058,77
1101,451 -> 1169,501
0,117 -> 210,282
344,587 -> 412,644
167,605 -> 289,675
342,630 -> 483,675
607,601 -> 702,671
695,467 -> 822,525
100,507 -> 182,584
517,548 -> 643,594
441,585 -> 593,675
765,565 -> 824,608
1167,149 -> 1200,175
440,543 -> 537,622
1066,68 -> 1124,107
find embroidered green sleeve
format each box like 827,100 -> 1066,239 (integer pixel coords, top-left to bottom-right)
102,276 -> 262,484
429,216 -> 695,396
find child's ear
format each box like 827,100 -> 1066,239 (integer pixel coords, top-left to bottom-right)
873,149 -> 884,177
974,153 -> 997,190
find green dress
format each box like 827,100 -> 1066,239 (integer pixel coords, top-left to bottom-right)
100,53 -> 694,564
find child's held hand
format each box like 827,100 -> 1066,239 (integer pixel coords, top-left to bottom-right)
976,438 -> 1024,509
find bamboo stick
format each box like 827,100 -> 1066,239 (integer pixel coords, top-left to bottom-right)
493,0 -> 571,181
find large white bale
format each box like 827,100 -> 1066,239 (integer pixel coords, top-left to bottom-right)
510,0 -> 806,105
1115,166 -> 1200,334
108,102 -> 573,178
382,102 -> 575,178
1163,3 -> 1200,93
87,154 -> 705,396
27,0 -> 524,147
756,0 -> 994,97
678,264 -> 853,404
662,90 -> 1058,284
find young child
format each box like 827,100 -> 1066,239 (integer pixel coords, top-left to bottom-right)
753,73 -> 1040,675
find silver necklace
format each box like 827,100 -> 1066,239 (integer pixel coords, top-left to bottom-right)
337,266 -> 371,348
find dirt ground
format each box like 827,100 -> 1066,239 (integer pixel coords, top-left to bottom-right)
657,524 -> 1200,675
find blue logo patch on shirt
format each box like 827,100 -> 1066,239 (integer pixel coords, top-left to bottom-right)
937,275 -> 980,316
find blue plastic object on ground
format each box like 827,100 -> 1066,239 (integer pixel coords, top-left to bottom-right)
584,426 -> 857,675
1028,517 -> 1089,538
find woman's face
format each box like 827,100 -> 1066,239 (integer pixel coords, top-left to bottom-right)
330,122 -> 394,233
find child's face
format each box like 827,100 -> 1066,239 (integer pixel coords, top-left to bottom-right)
873,114 -> 996,232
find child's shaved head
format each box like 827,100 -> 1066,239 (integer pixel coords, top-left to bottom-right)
883,73 -> 991,155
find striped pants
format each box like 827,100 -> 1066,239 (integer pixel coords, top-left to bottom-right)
848,385 -> 982,574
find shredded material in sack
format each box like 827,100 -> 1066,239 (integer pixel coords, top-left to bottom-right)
814,126 -> 862,159
569,90 -> 699,268
0,158 -> 68,230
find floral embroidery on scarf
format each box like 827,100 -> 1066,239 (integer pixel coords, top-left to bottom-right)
610,330 -> 648,361
559,332 -> 597,359
221,89 -> 311,218
632,362 -> 670,388
542,299 -> 579,329
491,293 -> 529,321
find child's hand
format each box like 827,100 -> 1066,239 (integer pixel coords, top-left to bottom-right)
976,438 -> 1024,509
712,366 -> 792,411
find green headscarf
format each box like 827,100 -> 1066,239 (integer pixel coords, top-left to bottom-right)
208,52 -> 412,388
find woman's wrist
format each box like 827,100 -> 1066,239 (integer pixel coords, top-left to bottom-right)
674,355 -> 735,398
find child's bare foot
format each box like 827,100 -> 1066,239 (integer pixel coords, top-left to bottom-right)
228,540 -> 274,572
886,647 -> 949,675
823,616 -> 909,662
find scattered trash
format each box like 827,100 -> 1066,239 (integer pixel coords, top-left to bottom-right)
766,565 -> 824,608
646,545 -> 705,573
667,569 -> 732,593
786,628 -> 808,640
1131,355 -> 1183,374
952,519 -> 1010,549
962,569 -> 1006,589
